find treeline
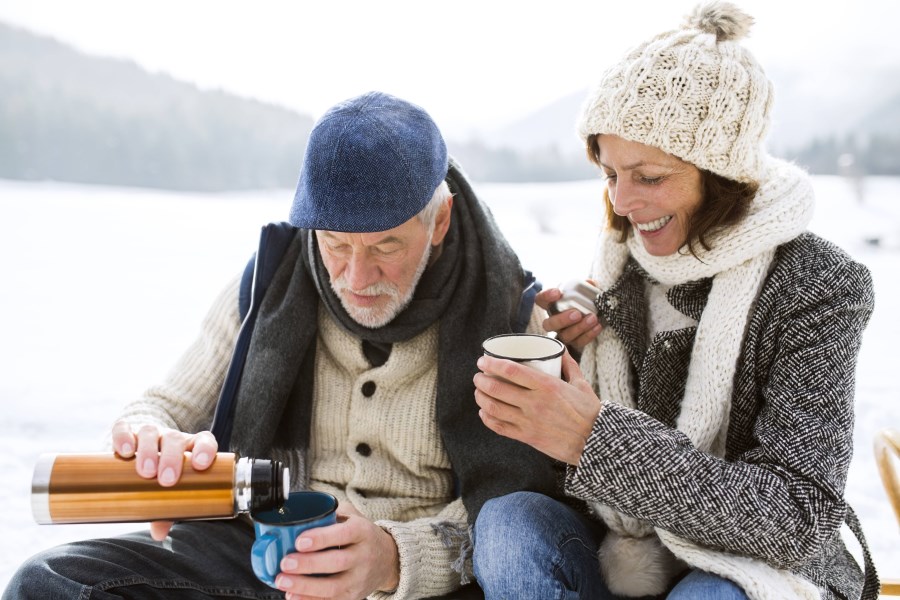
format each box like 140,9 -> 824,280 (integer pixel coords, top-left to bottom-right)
3,22 -> 900,192
0,23 -> 313,191
0,79 -> 313,190
0,21 -> 598,191
786,133 -> 900,177
448,139 -> 596,183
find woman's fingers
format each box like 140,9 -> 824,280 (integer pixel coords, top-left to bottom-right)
535,287 -> 563,311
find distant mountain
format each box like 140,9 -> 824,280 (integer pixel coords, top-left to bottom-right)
489,90 -> 587,157
2,20 -> 898,189
765,65 -> 900,155
859,93 -> 900,135
0,22 -> 314,191
446,90 -> 597,182
0,21 -> 598,188
481,66 -> 900,177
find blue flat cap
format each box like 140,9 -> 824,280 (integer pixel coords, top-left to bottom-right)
289,91 -> 449,232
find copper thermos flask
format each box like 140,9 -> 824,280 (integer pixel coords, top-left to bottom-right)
31,452 -> 289,524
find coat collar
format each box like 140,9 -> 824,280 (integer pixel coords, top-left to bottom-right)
598,259 -> 713,372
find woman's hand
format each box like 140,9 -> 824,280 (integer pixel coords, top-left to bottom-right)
111,420 -> 219,540
536,287 -> 603,355
474,351 -> 601,465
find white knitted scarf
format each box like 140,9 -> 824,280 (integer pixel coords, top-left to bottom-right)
581,157 -> 821,599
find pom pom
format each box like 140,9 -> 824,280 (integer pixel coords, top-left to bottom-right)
686,1 -> 754,41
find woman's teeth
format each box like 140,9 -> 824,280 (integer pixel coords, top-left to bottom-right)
635,215 -> 672,232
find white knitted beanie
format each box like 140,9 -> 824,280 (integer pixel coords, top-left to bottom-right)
577,2 -> 774,184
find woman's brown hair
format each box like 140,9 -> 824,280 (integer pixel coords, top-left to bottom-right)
586,134 -> 758,257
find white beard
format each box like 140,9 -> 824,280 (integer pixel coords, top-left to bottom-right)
330,240 -> 432,329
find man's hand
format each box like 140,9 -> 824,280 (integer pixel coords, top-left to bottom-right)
277,512 -> 401,600
110,420 -> 219,540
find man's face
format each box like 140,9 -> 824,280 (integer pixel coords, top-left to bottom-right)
316,210 -> 443,328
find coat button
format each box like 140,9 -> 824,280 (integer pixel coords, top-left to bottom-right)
361,381 -> 376,397
356,443 -> 372,457
605,296 -> 618,310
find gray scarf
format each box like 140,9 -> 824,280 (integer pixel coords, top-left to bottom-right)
229,161 -> 561,522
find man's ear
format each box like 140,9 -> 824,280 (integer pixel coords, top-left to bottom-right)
430,196 -> 453,246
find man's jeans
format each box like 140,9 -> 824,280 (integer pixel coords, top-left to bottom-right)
3,517 -> 484,600
473,491 -> 748,600
3,519 -> 284,600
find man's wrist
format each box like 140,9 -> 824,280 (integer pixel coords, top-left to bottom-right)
377,527 -> 400,592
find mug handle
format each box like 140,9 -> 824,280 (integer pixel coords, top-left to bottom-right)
250,531 -> 283,587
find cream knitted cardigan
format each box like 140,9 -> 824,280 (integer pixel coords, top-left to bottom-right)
118,281 -> 545,600
581,157 -> 821,599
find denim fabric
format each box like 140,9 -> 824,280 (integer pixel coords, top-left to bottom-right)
473,492 -> 750,600
667,570 -> 749,599
3,520 -> 283,600
473,491 -> 607,599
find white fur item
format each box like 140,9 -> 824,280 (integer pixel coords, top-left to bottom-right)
599,532 -> 687,597
686,1 -> 754,41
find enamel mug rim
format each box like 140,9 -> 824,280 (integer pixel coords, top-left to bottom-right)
482,333 -> 565,362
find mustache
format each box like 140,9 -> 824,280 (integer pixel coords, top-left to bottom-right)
330,277 -> 399,298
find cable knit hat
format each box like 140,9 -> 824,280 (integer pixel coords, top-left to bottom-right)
290,91 -> 448,232
577,2 -> 773,184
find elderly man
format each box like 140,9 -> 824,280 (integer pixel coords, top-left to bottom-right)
4,92 -> 560,600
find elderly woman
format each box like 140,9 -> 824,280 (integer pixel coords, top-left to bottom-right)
472,3 -> 878,600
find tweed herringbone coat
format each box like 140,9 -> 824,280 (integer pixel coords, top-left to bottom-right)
566,232 -> 877,599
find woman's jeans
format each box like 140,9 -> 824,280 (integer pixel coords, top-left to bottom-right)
6,491 -> 749,600
473,491 -> 749,600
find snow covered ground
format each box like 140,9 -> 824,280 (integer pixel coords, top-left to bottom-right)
1,173 -> 898,592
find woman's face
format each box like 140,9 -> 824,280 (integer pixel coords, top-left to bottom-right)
598,134 -> 704,257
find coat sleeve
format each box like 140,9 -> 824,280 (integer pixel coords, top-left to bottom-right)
565,253 -> 874,570
113,276 -> 242,436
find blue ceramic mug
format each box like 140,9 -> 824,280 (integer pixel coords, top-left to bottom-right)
250,491 -> 338,588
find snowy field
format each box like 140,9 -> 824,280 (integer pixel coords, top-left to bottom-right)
1,174 -> 899,592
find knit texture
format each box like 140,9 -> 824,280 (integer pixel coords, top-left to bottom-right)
118,276 -> 243,436
577,1 -> 773,184
118,280 -> 546,599
230,160 -> 562,537
571,158 -> 877,598
310,304 -> 469,598
569,233 -> 875,599
583,156 -> 815,597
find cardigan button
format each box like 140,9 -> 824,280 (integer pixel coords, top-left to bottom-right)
361,381 -> 376,397
356,443 -> 372,457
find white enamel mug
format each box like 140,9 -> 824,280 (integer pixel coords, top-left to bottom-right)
482,333 -> 565,378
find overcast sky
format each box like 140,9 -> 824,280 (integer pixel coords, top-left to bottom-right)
2,0 -> 898,138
